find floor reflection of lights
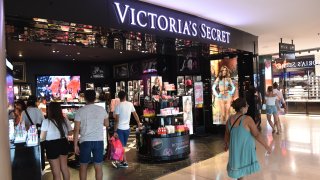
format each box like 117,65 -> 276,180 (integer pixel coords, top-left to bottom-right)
158,114 -> 320,180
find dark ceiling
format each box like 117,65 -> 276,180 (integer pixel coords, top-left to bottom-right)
6,40 -> 154,63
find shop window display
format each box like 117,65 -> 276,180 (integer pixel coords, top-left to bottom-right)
210,57 -> 239,124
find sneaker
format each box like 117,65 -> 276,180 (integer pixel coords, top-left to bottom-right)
111,161 -> 120,168
118,162 -> 128,168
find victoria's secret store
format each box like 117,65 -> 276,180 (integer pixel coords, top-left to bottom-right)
6,0 -> 258,129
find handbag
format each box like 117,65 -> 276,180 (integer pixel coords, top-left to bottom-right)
262,104 -> 266,110
224,115 -> 243,151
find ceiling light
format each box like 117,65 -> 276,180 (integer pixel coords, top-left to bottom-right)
72,58 -> 76,61
19,53 -> 23,57
56,50 -> 60,53
120,51 -> 123,54
52,50 -> 56,53
77,52 -> 80,55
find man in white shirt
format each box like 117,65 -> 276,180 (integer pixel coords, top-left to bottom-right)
273,82 -> 287,112
21,96 -> 44,130
273,82 -> 287,133
113,91 -> 142,168
74,90 -> 109,180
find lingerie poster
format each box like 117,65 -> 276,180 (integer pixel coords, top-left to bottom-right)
183,96 -> 193,134
210,57 -> 239,124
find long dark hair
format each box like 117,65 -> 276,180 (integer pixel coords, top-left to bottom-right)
47,102 -> 67,138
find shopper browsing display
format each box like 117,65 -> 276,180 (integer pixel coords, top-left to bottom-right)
73,90 -> 109,180
40,102 -> 72,180
113,91 -> 142,168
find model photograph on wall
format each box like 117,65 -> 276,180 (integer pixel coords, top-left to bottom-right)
183,96 -> 193,135
114,63 -> 128,78
151,76 -> 162,96
210,57 -> 239,124
178,55 -> 200,74
90,65 -> 105,79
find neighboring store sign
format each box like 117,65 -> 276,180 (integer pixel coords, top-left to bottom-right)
273,58 -> 315,70
279,43 -> 295,59
113,2 -> 231,44
151,135 -> 190,157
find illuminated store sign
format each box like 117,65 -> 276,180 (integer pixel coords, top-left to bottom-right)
113,2 -> 231,44
274,59 -> 315,69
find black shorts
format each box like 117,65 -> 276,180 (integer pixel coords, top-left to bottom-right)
45,138 -> 69,159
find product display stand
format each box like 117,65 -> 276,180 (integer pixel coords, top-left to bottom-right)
136,113 -> 190,161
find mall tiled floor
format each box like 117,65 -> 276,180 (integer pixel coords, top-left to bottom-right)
43,114 -> 320,180
158,114 -> 320,180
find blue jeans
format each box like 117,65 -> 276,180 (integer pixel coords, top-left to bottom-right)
117,129 -> 130,147
79,141 -> 104,164
266,105 -> 278,115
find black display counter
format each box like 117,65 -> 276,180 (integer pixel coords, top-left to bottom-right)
10,142 -> 42,180
136,131 -> 190,161
287,100 -> 320,114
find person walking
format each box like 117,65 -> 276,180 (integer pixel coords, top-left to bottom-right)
224,98 -> 271,180
40,102 -> 72,180
265,86 -> 281,134
73,90 -> 109,180
113,91 -> 142,168
273,82 -> 287,132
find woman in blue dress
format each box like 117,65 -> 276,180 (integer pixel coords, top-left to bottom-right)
224,98 -> 271,179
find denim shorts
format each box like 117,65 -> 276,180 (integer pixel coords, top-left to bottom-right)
117,129 -> 130,147
266,105 -> 278,115
79,141 -> 104,164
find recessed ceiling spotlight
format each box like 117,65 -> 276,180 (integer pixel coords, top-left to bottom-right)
72,58 -> 76,61
56,50 -> 60,53
19,53 -> 23,57
52,50 -> 56,53
77,52 -> 80,55
120,51 -> 123,54
65,54 -> 69,57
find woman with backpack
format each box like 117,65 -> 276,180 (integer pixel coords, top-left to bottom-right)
40,102 -> 72,180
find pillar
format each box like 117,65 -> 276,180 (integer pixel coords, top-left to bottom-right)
0,0 -> 12,178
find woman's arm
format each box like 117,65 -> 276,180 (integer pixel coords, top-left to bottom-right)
40,131 -> 47,142
212,78 -> 220,97
228,78 -> 236,95
248,117 -> 271,153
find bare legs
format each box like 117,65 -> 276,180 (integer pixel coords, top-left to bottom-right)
266,114 -> 276,133
273,113 -> 281,134
80,163 -> 103,180
267,113 -> 281,134
94,164 -> 103,180
48,155 -> 70,180
218,99 -> 231,122
79,164 -> 88,180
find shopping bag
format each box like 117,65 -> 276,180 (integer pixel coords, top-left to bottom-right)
110,136 -> 124,161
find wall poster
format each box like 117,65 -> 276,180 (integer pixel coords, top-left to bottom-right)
210,57 -> 239,124
183,96 -> 193,134
194,82 -> 203,108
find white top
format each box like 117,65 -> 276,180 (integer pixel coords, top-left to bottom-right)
21,107 -> 45,127
273,89 -> 285,104
265,96 -> 277,106
115,101 -> 136,130
41,119 -> 72,141
75,104 -> 108,143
